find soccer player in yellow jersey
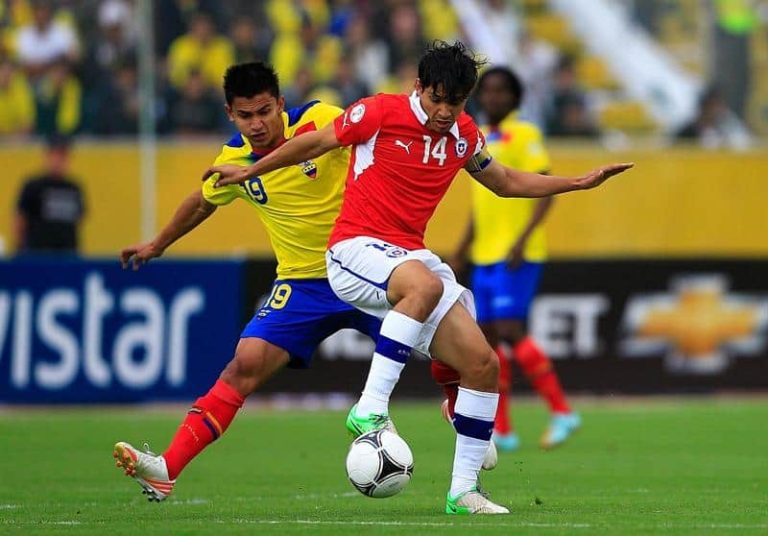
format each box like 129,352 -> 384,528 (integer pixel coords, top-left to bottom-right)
111,62 -> 381,501
432,67 -> 580,452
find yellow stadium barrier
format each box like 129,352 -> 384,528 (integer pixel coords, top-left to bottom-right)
1,142 -> 765,258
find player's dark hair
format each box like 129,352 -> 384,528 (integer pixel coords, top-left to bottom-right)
418,41 -> 486,105
223,61 -> 280,105
477,66 -> 525,111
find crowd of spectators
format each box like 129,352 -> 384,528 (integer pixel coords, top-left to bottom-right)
1,0 -> 762,145
0,0 -> 615,141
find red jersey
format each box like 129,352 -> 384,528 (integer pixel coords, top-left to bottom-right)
329,93 -> 486,249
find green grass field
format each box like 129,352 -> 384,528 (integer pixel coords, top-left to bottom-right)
1,398 -> 766,535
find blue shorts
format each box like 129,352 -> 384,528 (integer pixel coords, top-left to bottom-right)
241,278 -> 381,368
472,261 -> 543,323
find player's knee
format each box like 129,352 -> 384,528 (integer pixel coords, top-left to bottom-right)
392,272 -> 443,320
483,350 -> 501,382
414,274 -> 443,311
220,352 -> 267,395
463,348 -> 499,387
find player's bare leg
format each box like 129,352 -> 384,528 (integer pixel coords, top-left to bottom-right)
431,303 -> 509,514
348,260 -> 443,435
114,338 -> 290,500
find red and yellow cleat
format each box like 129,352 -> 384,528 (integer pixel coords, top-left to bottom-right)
113,441 -> 175,502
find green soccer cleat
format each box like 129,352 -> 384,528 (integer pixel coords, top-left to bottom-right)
445,488 -> 510,515
345,403 -> 398,438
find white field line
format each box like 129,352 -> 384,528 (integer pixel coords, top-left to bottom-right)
2,518 -> 766,530
221,519 -> 593,528
169,498 -> 209,505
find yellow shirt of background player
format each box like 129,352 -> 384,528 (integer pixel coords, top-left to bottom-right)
470,115 -> 551,265
202,101 -> 349,280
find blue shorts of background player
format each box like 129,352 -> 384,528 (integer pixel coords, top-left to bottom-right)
241,278 -> 382,368
471,261 -> 543,323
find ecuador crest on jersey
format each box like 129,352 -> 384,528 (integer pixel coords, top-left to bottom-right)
299,159 -> 318,179
201,101 -> 349,279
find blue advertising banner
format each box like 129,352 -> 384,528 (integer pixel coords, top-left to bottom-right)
0,258 -> 244,403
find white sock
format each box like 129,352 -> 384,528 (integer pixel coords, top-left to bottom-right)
356,311 -> 423,416
450,387 -> 498,497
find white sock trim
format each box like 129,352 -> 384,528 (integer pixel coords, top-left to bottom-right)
455,386 -> 498,422
450,434 -> 489,497
380,310 -> 423,347
357,355 -> 406,415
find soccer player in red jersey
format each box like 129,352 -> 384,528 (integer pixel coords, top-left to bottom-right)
434,66 -> 579,453
206,41 -> 632,514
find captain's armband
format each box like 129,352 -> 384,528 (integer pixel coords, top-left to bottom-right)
465,147 -> 493,174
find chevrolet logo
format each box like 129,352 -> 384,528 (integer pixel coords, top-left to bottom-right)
621,275 -> 768,374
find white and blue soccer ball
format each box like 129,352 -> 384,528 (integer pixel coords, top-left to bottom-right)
345,429 -> 413,498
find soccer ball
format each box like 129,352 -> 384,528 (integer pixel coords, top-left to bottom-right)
345,429 -> 414,498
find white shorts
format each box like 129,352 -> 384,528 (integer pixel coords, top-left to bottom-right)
326,236 -> 476,356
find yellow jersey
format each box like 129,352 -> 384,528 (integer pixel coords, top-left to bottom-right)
202,101 -> 349,279
470,114 -> 551,265
167,34 -> 235,89
0,70 -> 34,134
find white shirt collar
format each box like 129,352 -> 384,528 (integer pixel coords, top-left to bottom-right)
408,91 -> 461,139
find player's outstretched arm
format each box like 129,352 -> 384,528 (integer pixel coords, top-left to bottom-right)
120,190 -> 216,270
469,156 -> 633,198
203,124 -> 344,188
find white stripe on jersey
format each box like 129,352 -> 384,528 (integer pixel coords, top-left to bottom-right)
353,129 -> 380,181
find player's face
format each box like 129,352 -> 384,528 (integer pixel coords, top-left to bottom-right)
226,93 -> 286,150
416,81 -> 468,134
479,73 -> 515,125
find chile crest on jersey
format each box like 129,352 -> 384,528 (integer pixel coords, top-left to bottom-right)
455,137 -> 468,157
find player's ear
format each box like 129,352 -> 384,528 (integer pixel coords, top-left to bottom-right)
276,95 -> 285,114
224,103 -> 234,122
414,78 -> 423,95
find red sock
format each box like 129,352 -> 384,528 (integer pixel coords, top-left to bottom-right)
494,345 -> 514,434
430,360 -> 460,418
163,379 -> 245,479
513,337 -> 571,414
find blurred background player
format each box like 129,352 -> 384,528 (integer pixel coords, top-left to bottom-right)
434,66 -> 580,452
13,135 -> 85,255
112,62 -> 381,501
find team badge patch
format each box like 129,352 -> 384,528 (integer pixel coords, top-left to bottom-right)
455,137 -> 468,157
299,160 -> 317,179
386,248 -> 407,258
350,103 -> 366,123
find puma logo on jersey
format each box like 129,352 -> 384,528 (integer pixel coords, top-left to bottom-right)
395,139 -> 413,154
